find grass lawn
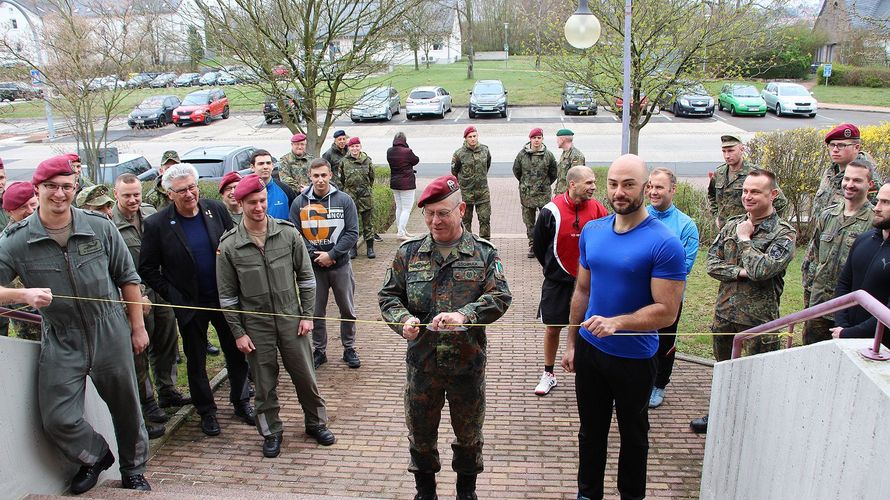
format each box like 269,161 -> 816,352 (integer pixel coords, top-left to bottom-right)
810,85 -> 890,107
173,327 -> 228,396
676,248 -> 805,359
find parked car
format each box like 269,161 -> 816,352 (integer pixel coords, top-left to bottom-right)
272,65 -> 289,78
263,89 -> 304,124
89,76 -> 125,91
663,83 -> 714,117
125,73 -> 153,88
614,92 -> 654,114
718,84 -> 767,117
468,79 -> 507,118
217,71 -> 239,85
172,88 -> 230,126
350,86 -> 400,122
173,72 -> 201,87
0,82 -> 41,101
405,86 -> 452,119
198,71 -> 219,86
180,145 -> 276,179
761,82 -> 817,118
91,154 -> 152,184
561,83 -> 597,115
127,94 -> 181,128
149,72 -> 177,88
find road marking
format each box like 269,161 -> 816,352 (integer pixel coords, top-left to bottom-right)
453,110 -> 463,122
714,113 -> 726,121
768,114 -> 780,121
611,114 -> 618,121
661,114 -> 672,122
816,114 -> 831,120
507,111 -> 511,122
559,114 -> 564,123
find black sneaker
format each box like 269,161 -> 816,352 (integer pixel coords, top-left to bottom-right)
313,350 -> 327,369
263,433 -> 283,458
206,342 -> 220,356
234,403 -> 256,426
343,348 -> 361,369
201,414 -> 221,436
306,425 -> 336,446
158,390 -> 192,409
690,414 -> 709,434
70,449 -> 114,494
121,473 -> 151,491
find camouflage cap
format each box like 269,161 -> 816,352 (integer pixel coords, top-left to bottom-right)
76,184 -> 114,208
720,135 -> 743,147
160,150 -> 180,165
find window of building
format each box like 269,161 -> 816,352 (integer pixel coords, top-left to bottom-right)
433,42 -> 442,50
11,19 -> 17,29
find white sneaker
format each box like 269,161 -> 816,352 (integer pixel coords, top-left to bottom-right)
534,371 -> 557,396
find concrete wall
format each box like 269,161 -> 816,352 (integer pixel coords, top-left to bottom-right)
700,339 -> 890,500
0,336 -> 119,498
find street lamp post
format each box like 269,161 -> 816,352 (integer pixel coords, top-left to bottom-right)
620,0 -> 632,155
504,22 -> 509,69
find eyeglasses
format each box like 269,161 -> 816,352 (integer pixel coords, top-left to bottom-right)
422,206 -> 458,219
170,184 -> 197,194
828,142 -> 857,151
41,182 -> 76,193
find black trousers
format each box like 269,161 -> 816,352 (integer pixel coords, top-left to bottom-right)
654,303 -> 683,390
575,339 -> 656,500
178,310 -> 250,416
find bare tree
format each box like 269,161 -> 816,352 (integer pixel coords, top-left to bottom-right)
546,0 -> 776,154
403,1 -> 451,70
453,0 -> 475,79
1,0 -> 142,182
193,0 -> 425,155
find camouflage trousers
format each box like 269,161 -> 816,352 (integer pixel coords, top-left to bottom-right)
462,202 -> 491,240
405,364 -> 485,475
803,316 -> 834,345
711,317 -> 780,362
521,204 -> 543,247
359,209 -> 374,242
134,293 -> 180,405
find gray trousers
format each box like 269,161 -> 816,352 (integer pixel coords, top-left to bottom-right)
135,291 -> 179,404
40,309 -> 148,475
312,262 -> 357,353
248,330 -> 327,437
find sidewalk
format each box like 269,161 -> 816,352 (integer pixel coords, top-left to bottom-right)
143,177 -> 712,499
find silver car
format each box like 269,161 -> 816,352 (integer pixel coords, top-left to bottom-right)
761,82 -> 817,118
405,86 -> 452,119
350,86 -> 401,122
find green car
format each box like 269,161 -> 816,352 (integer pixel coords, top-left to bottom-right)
718,84 -> 767,117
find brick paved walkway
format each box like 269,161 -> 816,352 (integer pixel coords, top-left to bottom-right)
145,178 -> 712,499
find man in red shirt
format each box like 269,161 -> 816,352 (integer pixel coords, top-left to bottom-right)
532,166 -> 608,395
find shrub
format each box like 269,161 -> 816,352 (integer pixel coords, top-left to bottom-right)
673,181 -> 717,245
859,122 -> 890,180
817,63 -> 890,88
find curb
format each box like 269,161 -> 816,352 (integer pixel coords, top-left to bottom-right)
677,352 -> 716,367
817,103 -> 890,114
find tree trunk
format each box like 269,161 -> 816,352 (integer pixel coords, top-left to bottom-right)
465,0 -> 474,79
629,124 -> 641,155
414,49 -> 419,70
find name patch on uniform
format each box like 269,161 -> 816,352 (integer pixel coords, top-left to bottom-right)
408,262 -> 431,272
78,240 -> 102,256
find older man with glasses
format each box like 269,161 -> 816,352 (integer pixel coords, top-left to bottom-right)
139,163 -> 254,437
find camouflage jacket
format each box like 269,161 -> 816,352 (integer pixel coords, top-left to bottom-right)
451,142 -> 492,204
322,145 -> 348,179
0,209 -> 9,229
707,211 -> 797,326
339,152 -> 375,212
143,179 -> 171,210
378,229 -> 512,374
802,201 -> 874,309
278,151 -> 315,191
811,153 -> 881,218
707,161 -> 789,226
554,146 -> 586,194
512,143 -> 557,207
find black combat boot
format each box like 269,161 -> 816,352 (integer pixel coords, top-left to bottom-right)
366,239 -> 376,259
456,473 -> 477,500
413,472 -> 437,500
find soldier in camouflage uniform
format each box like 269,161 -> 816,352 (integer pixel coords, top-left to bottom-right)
322,129 -> 349,181
378,175 -> 512,500
812,123 -> 882,221
554,128 -> 585,195
278,133 -> 315,191
513,127 -> 557,257
66,153 -> 95,196
0,158 -> 8,229
691,169 -> 796,435
708,135 -> 788,228
801,159 -> 875,344
451,126 -> 492,239
143,151 -> 180,210
0,181 -> 41,341
339,137 -> 376,258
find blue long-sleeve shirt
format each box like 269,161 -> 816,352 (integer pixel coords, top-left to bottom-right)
647,204 -> 699,275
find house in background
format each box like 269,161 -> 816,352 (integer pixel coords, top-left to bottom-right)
0,1 -> 44,65
813,0 -> 890,64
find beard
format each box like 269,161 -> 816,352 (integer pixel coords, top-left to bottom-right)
874,215 -> 890,230
609,191 -> 645,215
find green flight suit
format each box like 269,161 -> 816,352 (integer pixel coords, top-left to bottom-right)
512,143 -> 557,246
0,208 -> 148,475
707,161 -> 789,227
554,145 -> 586,195
216,217 -> 326,437
451,142 -> 492,239
279,151 -> 315,192
707,211 -> 796,361
112,203 -> 180,403
340,152 -> 375,242
801,201 -> 874,344
378,230 -> 512,475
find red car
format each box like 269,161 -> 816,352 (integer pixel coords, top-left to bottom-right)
172,88 -> 230,126
614,93 -> 654,113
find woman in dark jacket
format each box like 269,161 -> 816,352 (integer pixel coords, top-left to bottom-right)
386,131 -> 420,239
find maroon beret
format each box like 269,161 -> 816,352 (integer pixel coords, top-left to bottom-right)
825,123 -> 860,143
463,126 -> 477,138
529,127 -> 544,138
291,133 -> 307,143
218,171 -> 242,193
417,175 -> 460,208
32,155 -> 77,185
347,137 -> 361,147
64,152 -> 81,163
0,157 -> 4,169
233,173 -> 265,202
2,181 -> 36,211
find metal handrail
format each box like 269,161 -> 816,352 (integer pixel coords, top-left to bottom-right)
731,290 -> 890,361
0,307 -> 42,324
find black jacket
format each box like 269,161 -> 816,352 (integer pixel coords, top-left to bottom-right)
138,199 -> 234,324
835,228 -> 890,346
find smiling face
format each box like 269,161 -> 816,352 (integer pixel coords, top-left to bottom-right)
335,136 -> 348,149
9,195 -> 37,222
423,194 -> 465,242
37,173 -> 77,217
291,140 -> 307,156
241,189 -> 268,223
646,171 -> 676,211
168,175 -> 199,216
841,164 -> 872,204
114,179 -> 143,218
221,182 -> 240,210
741,174 -> 777,219
607,158 -> 647,216
348,143 -> 362,158
873,184 -> 890,231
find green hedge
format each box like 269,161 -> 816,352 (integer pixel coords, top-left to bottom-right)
817,63 -> 890,87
